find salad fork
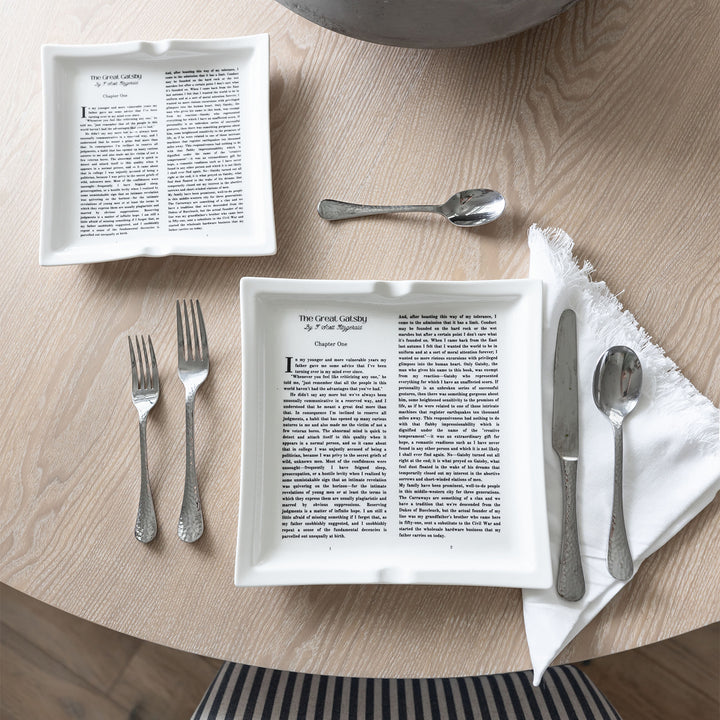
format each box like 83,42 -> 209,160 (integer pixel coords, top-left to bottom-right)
176,299 -> 209,543
128,335 -> 159,543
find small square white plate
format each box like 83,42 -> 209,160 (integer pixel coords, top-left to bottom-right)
236,277 -> 552,588
40,35 -> 275,265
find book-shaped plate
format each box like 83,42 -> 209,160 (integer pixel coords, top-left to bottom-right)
236,278 -> 551,588
40,35 -> 275,265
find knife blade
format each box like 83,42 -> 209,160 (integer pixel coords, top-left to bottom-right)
552,308 -> 585,601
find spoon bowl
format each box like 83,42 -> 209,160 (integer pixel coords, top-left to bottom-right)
317,188 -> 505,227
592,346 -> 642,581
593,346 -> 643,421
438,189 -> 506,226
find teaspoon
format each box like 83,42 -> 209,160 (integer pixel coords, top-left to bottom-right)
592,346 -> 643,581
317,188 -> 505,227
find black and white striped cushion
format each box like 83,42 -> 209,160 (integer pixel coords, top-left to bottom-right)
191,663 -> 621,719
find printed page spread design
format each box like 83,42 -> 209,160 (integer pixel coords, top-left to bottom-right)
40,36 -> 275,265
236,278 -> 552,588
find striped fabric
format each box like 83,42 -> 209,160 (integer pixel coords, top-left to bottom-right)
191,663 -> 621,720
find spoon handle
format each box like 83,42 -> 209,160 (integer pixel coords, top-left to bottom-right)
318,199 -> 437,220
557,457 -> 585,601
608,422 -> 633,580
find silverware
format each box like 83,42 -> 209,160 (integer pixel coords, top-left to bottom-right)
551,309 -> 585,601
592,346 -> 642,581
176,300 -> 209,543
317,188 -> 505,227
128,335 -> 159,543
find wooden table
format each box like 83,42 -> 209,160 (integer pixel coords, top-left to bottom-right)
2,0 -> 719,678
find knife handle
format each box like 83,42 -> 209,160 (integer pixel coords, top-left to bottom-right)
557,458 -> 585,601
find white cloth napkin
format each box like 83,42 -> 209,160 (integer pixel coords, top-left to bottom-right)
522,225 -> 720,685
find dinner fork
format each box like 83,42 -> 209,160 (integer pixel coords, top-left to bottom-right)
129,335 -> 159,543
176,299 -> 209,543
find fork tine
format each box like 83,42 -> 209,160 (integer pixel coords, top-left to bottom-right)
141,336 -> 151,389
196,301 -> 208,361
176,300 -> 185,362
190,300 -> 200,359
129,336 -> 139,389
183,300 -> 193,360
135,336 -> 146,389
148,336 -> 159,390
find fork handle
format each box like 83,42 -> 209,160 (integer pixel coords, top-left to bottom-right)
178,391 -> 204,542
135,417 -> 157,543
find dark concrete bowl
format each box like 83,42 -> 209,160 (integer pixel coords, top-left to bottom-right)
275,0 -> 580,48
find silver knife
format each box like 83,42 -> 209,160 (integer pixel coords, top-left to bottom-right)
552,308 -> 585,601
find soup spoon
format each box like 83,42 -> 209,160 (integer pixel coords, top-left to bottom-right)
592,346 -> 643,581
317,188 -> 505,227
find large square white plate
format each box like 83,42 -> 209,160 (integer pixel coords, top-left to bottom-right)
40,36 -> 275,265
236,278 -> 551,588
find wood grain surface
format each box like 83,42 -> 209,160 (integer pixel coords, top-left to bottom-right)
1,0 -> 719,677
3,584 -> 716,719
